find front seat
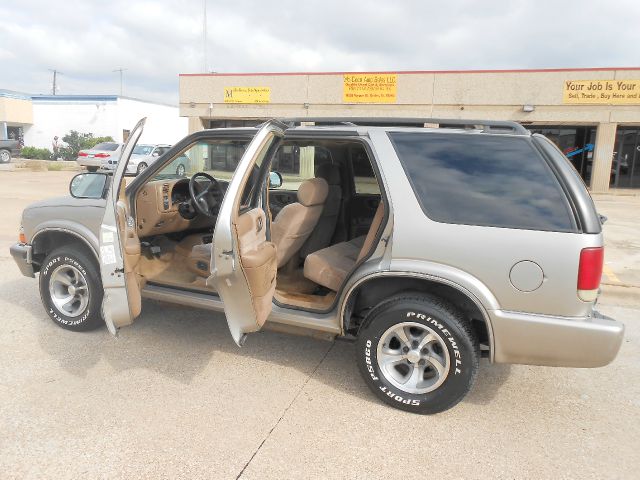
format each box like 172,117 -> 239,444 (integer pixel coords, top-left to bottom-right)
188,177 -> 328,276
271,177 -> 328,267
299,163 -> 342,258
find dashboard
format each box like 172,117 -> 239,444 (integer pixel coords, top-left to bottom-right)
135,178 -> 211,238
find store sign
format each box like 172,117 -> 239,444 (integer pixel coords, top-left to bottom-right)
223,87 -> 270,104
343,74 -> 397,103
563,80 -> 640,104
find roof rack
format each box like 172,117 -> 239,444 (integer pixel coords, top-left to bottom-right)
279,117 -> 529,135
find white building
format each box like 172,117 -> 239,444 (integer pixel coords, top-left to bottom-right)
1,91 -> 186,149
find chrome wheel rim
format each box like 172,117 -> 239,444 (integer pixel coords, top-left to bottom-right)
0,150 -> 9,162
48,265 -> 89,317
137,163 -> 147,173
176,164 -> 185,176
376,321 -> 450,394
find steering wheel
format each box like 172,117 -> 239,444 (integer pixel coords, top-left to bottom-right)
188,172 -> 224,218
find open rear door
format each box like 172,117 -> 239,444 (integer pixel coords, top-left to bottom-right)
100,118 -> 145,335
211,120 -> 285,345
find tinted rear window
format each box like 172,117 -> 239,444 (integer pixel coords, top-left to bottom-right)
94,142 -> 119,151
389,132 -> 576,231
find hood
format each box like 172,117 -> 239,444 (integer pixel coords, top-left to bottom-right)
24,195 -> 107,210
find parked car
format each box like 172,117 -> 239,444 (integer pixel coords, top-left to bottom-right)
76,142 -> 122,172
103,143 -> 172,175
10,117 -> 624,414
0,139 -> 21,163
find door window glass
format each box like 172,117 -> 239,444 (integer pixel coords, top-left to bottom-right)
351,146 -> 380,194
269,145 -> 332,190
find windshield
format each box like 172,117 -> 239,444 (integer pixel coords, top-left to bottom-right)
133,145 -> 154,155
93,142 -> 120,151
152,140 -> 250,181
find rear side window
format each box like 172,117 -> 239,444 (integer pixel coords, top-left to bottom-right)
389,132 -> 576,231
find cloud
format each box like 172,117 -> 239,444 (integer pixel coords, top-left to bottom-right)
1,0 -> 639,104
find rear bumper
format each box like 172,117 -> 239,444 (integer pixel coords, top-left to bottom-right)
76,158 -> 101,168
10,243 -> 35,278
490,309 -> 624,367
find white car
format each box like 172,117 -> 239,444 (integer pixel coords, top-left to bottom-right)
76,142 -> 122,172
118,144 -> 172,175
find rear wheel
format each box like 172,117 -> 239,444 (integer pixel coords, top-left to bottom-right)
136,162 -> 148,175
39,247 -> 104,331
0,149 -> 10,163
176,163 -> 186,176
356,294 -> 479,414
86,166 -> 98,172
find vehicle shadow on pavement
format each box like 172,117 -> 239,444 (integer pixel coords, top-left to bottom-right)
5,272 -> 512,408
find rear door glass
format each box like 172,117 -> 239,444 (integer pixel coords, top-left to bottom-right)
389,132 -> 576,232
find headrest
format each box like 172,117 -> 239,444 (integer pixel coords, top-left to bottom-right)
315,163 -> 340,185
297,177 -> 328,207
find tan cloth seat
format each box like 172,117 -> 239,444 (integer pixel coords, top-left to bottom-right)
304,203 -> 384,291
270,177 -> 328,267
188,177 -> 329,276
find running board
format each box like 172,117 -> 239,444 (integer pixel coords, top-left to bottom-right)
141,283 -> 225,312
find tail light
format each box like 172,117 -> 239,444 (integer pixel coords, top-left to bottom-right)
95,153 -> 111,158
577,247 -> 604,301
78,151 -> 88,157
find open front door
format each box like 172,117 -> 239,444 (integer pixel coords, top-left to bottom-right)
212,121 -> 286,345
100,118 -> 146,335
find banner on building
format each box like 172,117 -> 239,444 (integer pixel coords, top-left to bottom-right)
343,74 -> 397,103
223,87 -> 271,104
563,80 -> 640,104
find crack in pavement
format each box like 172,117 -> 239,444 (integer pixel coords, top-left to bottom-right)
235,341 -> 336,479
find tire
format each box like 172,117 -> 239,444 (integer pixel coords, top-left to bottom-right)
356,294 -> 479,414
136,162 -> 148,175
176,163 -> 185,176
87,166 -> 98,172
0,149 -> 10,163
39,247 -> 104,332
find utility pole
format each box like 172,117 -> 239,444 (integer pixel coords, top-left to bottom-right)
113,67 -> 127,96
203,0 -> 208,72
48,69 -> 61,95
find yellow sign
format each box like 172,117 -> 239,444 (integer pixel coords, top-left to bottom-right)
224,86 -> 270,104
343,74 -> 397,103
563,79 -> 640,104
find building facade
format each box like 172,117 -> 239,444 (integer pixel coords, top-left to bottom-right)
179,67 -> 640,192
0,91 -> 187,151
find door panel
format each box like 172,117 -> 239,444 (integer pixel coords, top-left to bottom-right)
100,117 -> 145,334
349,194 -> 381,238
212,120 -> 285,345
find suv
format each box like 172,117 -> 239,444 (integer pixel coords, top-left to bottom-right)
9,118 -> 624,414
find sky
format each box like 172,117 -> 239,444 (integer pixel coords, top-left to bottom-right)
1,0 -> 639,105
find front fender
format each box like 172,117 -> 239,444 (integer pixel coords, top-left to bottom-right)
30,221 -> 100,258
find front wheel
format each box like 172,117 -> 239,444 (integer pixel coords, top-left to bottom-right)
0,149 -> 11,163
39,248 -> 104,331
176,163 -> 186,176
136,162 -> 148,175
356,294 -> 479,414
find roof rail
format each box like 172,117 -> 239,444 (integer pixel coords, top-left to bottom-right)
279,117 -> 529,135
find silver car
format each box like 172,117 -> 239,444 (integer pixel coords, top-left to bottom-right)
76,142 -> 122,172
10,118 -> 624,414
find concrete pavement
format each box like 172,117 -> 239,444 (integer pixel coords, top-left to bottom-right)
0,171 -> 638,479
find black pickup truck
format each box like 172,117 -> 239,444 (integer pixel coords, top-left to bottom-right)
0,139 -> 20,163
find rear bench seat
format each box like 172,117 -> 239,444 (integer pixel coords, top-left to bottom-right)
303,203 -> 384,291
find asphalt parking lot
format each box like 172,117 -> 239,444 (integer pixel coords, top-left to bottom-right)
0,170 -> 639,479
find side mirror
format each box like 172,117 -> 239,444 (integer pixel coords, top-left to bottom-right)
70,173 -> 109,199
269,171 -> 283,189
152,152 -> 160,157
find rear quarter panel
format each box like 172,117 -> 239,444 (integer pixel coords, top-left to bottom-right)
369,129 -> 600,318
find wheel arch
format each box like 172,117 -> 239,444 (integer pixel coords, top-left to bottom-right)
31,228 -> 99,271
341,272 -> 495,361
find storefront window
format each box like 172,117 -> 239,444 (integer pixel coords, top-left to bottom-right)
526,125 -> 596,185
612,128 -> 640,189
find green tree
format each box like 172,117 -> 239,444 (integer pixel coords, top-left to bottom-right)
59,131 -> 115,161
